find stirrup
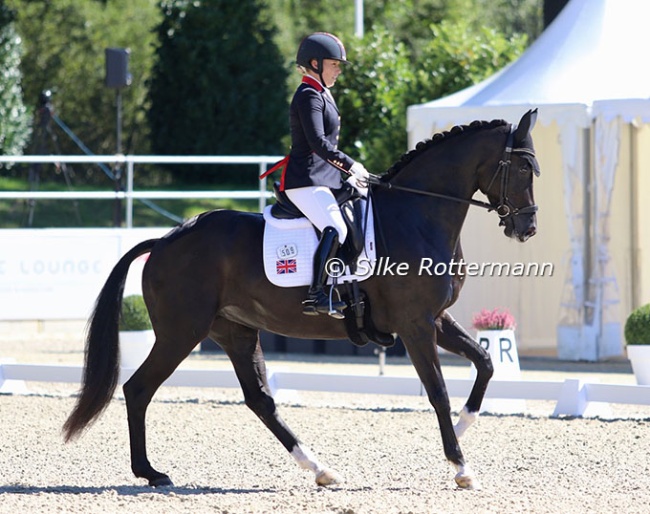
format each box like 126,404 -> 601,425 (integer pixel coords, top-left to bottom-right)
326,286 -> 345,319
302,296 -> 320,316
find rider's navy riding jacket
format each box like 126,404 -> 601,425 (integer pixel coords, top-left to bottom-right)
280,76 -> 354,191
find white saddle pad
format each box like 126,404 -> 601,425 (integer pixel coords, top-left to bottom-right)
262,199 -> 376,288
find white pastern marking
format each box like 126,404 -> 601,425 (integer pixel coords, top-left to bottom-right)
291,443 -> 325,474
454,462 -> 481,490
454,406 -> 478,438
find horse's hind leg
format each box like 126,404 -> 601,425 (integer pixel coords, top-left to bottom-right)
214,318 -> 343,486
123,333 -> 198,486
435,310 -> 493,438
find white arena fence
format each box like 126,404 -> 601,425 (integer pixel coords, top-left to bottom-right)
0,154 -> 284,226
1,361 -> 649,418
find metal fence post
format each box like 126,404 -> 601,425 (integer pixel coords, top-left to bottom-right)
126,158 -> 134,228
259,162 -> 268,213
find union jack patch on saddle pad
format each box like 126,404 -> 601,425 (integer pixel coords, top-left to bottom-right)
276,259 -> 297,274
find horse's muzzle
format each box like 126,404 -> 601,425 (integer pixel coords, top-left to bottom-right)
501,213 -> 537,242
517,223 -> 537,242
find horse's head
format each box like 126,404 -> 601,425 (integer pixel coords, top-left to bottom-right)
479,109 -> 540,242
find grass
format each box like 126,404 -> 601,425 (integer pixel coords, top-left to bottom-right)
0,175 -> 264,228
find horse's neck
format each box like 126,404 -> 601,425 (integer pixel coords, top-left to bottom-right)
381,141 -> 485,251
374,186 -> 471,259
391,145 -> 479,200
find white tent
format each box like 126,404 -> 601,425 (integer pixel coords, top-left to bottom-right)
407,0 -> 650,360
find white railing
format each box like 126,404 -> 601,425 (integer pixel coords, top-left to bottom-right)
0,155 -> 284,227
1,361 -> 649,417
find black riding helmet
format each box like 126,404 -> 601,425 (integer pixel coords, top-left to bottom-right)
296,32 -> 350,86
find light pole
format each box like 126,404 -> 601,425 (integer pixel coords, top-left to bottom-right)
105,48 -> 132,227
355,0 -> 364,38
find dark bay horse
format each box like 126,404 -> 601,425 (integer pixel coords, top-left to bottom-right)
63,109 -> 540,490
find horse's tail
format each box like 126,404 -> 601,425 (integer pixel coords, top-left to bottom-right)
63,238 -> 159,442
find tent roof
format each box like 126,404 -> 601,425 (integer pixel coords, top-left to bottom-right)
408,0 -> 650,132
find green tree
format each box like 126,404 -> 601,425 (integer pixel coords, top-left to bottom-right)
445,0 -> 542,42
336,22 -> 527,173
148,0 -> 289,184
265,0 -> 538,173
411,20 -> 528,105
6,0 -> 541,187
268,0 -> 541,67
9,0 -> 160,177
0,4 -> 31,158
268,0 -> 356,64
335,29 -> 416,173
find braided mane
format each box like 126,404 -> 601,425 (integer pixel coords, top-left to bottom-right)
381,119 -> 508,181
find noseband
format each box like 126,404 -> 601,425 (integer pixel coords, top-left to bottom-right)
375,125 -> 539,221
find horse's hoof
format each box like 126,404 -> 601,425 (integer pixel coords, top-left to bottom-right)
454,472 -> 481,490
315,468 -> 344,486
149,475 -> 174,487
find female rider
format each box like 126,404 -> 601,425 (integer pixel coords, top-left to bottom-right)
281,32 -> 369,318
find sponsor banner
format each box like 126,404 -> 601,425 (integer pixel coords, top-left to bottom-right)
0,228 -> 168,320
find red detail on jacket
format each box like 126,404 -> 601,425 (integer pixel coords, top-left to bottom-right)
301,75 -> 324,92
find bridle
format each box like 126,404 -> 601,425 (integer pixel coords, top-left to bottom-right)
486,126 -> 539,221
373,125 -> 539,222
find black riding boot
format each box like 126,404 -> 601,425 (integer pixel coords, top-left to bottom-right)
302,226 -> 346,318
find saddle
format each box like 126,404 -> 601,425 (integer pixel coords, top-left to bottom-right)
271,181 -> 365,273
270,182 -> 395,348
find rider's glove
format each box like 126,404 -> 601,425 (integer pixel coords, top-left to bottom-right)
350,162 -> 370,187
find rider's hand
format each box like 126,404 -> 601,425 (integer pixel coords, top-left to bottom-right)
350,162 -> 370,187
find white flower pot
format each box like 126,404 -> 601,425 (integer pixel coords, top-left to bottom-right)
471,329 -> 525,414
472,329 -> 521,378
119,329 -> 155,370
627,345 -> 650,385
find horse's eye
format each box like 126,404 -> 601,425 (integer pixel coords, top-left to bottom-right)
519,165 -> 532,175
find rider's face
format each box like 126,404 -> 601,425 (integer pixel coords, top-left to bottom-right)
312,59 -> 342,88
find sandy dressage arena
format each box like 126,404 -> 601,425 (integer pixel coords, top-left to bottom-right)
1,332 -> 650,513
2,392 -> 650,514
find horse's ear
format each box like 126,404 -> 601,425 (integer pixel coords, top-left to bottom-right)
514,109 -> 538,142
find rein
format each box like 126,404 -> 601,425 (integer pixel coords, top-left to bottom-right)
375,182 -> 494,211
373,125 -> 538,219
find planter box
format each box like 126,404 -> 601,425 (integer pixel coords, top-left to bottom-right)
473,329 -> 521,374
627,345 -> 650,385
471,329 -> 525,414
119,329 -> 155,370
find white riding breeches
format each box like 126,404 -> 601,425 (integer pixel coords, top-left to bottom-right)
284,186 -> 348,243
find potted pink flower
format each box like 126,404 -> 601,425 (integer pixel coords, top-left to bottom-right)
471,307 -> 519,368
471,307 -> 517,332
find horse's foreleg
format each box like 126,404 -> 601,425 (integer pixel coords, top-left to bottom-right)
435,310 -> 493,438
217,320 -> 343,486
401,325 -> 480,490
123,335 -> 197,487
